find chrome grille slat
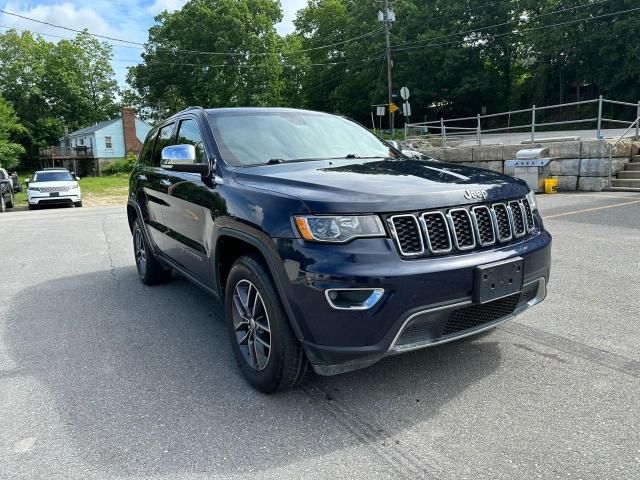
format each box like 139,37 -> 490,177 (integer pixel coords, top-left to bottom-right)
447,208 -> 476,250
421,212 -> 452,253
492,203 -> 513,242
508,201 -> 527,238
388,215 -> 424,256
471,206 -> 496,246
521,199 -> 535,231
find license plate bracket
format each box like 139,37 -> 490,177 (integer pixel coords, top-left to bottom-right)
49,192 -> 59,197
473,257 -> 523,304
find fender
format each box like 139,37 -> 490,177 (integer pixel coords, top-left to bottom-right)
214,223 -> 307,345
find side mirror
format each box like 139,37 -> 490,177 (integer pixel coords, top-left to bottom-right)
75,176 -> 81,181
388,140 -> 400,150
161,144 -> 209,174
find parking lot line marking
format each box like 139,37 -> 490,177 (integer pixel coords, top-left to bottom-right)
543,199 -> 640,219
550,193 -> 640,200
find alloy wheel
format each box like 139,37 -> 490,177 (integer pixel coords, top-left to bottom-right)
232,279 -> 272,371
134,228 -> 147,276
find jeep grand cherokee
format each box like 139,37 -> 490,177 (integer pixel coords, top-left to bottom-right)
127,107 -> 551,393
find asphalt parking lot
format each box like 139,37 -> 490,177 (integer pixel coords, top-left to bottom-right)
1,192 -> 639,480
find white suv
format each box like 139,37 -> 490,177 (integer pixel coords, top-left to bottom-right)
27,168 -> 82,210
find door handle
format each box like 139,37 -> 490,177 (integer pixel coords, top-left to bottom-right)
160,179 -> 172,187
137,174 -> 147,181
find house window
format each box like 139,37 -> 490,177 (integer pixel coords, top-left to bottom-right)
105,136 -> 112,149
79,138 -> 84,146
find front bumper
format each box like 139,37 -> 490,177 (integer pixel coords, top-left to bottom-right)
276,228 -> 552,375
28,192 -> 81,205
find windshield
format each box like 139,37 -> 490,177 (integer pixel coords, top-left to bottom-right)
208,110 -> 392,166
34,171 -> 74,182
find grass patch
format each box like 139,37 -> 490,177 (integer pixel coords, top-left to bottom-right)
13,173 -> 130,206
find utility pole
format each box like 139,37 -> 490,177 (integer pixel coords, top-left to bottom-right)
381,0 -> 395,133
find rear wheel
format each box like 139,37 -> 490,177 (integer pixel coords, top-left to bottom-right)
132,217 -> 172,285
225,255 -> 308,393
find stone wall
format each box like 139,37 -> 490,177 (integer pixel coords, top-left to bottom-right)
401,139 -> 640,191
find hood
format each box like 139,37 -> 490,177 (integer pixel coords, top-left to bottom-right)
233,158 -> 528,214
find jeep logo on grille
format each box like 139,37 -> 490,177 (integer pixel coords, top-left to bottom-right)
464,189 -> 488,200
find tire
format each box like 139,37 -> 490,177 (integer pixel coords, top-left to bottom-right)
28,203 -> 36,210
225,255 -> 308,393
6,193 -> 13,209
132,217 -> 172,285
74,201 -> 83,208
0,195 -> 5,213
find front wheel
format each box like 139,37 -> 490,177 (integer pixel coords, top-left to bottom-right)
0,195 -> 5,213
6,193 -> 13,208
225,255 -> 308,393
74,201 -> 83,208
132,217 -> 172,285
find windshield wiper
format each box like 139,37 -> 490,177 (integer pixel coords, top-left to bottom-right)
345,153 -> 360,159
267,158 -> 285,165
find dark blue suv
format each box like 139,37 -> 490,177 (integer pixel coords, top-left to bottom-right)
128,107 -> 551,392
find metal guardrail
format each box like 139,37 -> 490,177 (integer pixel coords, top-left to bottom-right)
607,114 -> 640,189
405,96 -> 640,147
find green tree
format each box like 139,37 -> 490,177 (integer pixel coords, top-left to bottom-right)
127,0 -> 284,117
0,29 -> 119,167
0,96 -> 27,171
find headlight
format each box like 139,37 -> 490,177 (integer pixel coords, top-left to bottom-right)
526,190 -> 537,211
28,187 -> 40,192
294,215 -> 385,243
69,182 -> 79,189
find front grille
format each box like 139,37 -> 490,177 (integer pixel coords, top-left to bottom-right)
509,201 -> 526,237
390,215 -> 423,255
442,293 -> 520,335
388,196 -> 535,258
448,209 -> 475,250
422,212 -> 452,253
38,186 -> 69,193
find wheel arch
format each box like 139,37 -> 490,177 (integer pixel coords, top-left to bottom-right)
214,227 -> 306,343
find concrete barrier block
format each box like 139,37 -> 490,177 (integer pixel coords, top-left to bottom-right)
578,177 -> 608,191
549,159 -> 580,176
541,141 -> 582,159
503,144 -> 541,159
444,146 -> 474,163
421,148 -> 446,161
473,161 -> 503,173
581,141 -> 610,158
472,145 -> 503,161
579,158 -> 628,177
556,176 -> 578,191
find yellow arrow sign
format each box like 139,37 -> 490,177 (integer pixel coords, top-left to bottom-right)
389,103 -> 399,113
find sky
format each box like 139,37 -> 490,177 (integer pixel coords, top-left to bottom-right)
0,0 -> 308,87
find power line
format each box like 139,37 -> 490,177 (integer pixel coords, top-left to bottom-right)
392,5 -> 640,53
0,8 -> 383,57
392,0 -> 615,49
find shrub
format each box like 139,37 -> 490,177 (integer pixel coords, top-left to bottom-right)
103,153 -> 137,175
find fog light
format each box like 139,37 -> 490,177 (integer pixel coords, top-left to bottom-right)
325,288 -> 384,310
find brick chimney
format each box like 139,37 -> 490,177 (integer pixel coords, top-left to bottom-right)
122,107 -> 142,154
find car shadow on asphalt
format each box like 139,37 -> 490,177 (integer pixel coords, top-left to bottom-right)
5,266 -> 503,477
